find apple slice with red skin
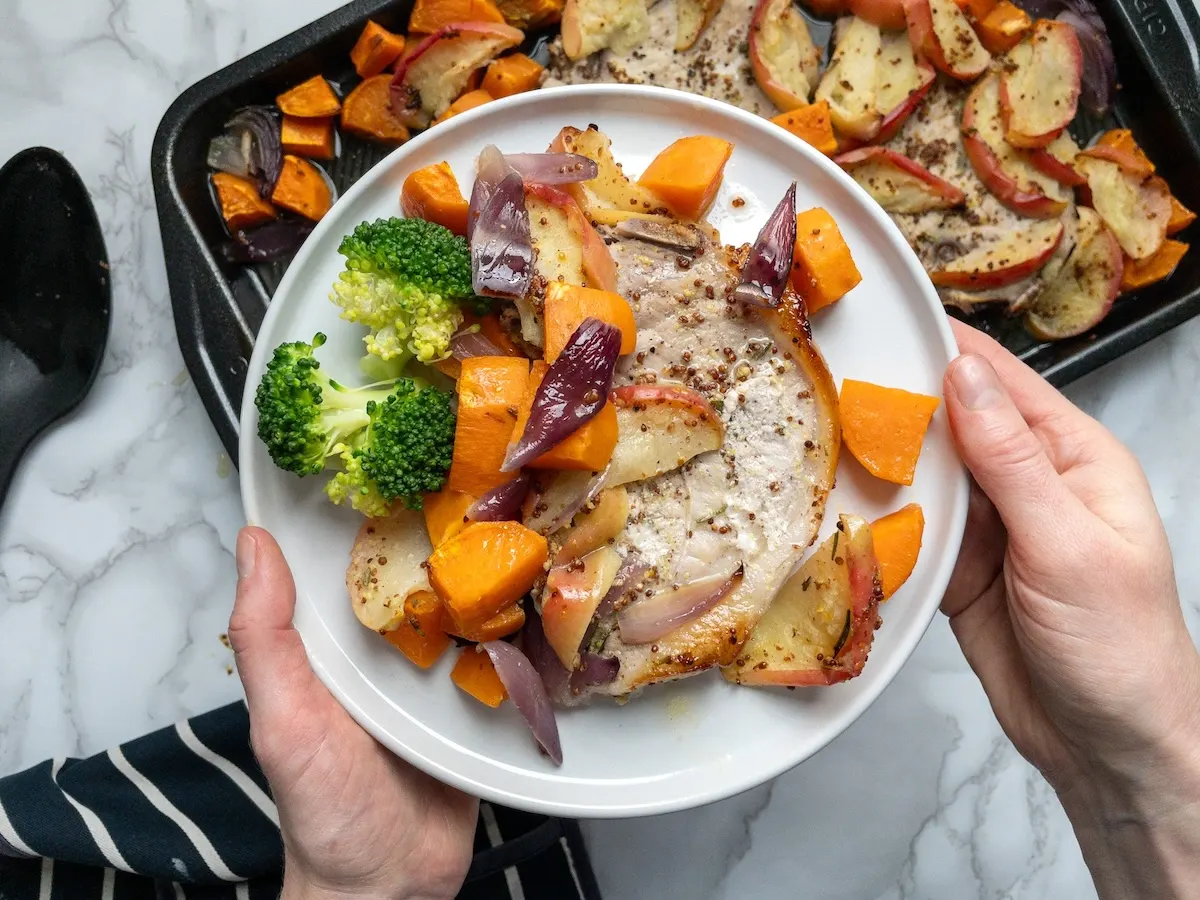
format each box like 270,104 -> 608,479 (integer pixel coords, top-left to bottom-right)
561,0 -> 651,59
1028,132 -> 1084,187
725,515 -> 883,687
849,0 -> 907,30
999,20 -> 1082,149
1024,206 -> 1123,340
542,545 -> 623,670
814,16 -> 884,139
904,0 -> 990,81
963,72 -> 1070,219
525,183 -> 619,292
391,23 -> 523,128
835,147 -> 966,212
553,487 -> 630,564
1076,157 -> 1172,261
750,0 -> 823,111
930,218 -> 1064,288
604,385 -> 725,488
872,31 -> 937,144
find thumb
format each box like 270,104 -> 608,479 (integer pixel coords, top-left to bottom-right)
229,526 -> 322,726
944,353 -> 1085,540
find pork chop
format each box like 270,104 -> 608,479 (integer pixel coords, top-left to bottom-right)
533,227 -> 840,697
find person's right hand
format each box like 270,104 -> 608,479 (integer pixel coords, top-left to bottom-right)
941,321 -> 1200,896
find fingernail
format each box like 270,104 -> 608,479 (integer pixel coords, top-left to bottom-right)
236,529 -> 256,581
950,354 -> 1004,411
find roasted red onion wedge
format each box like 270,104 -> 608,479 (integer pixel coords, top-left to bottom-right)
522,611 -> 572,702
736,182 -> 796,308
467,473 -> 531,522
503,152 -> 599,185
502,318 -> 621,471
572,652 -> 619,687
481,641 -> 563,765
617,564 -> 744,645
450,329 -> 503,360
471,171 -> 533,299
468,144 -> 511,240
222,219 -> 314,263
224,106 -> 283,196
594,556 -> 648,621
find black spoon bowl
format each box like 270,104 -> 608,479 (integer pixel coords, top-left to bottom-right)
0,148 -> 111,507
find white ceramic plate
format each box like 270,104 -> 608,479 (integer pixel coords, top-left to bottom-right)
240,84 -> 968,817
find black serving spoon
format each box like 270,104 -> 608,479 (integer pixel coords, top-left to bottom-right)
0,148 -> 111,508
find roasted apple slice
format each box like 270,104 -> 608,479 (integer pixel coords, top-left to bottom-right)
904,0 -> 990,81
554,486 -> 630,563
542,545 -> 622,669
1028,132 -> 1084,187
604,385 -> 725,488
750,0 -> 823,112
962,72 -> 1070,219
347,509 -> 436,633
1024,207 -> 1123,339
835,147 -> 965,212
676,0 -> 725,49
873,31 -> 937,144
725,515 -> 884,686
525,183 -> 619,294
548,126 -> 671,223
849,0 -> 907,29
1076,156 -> 1172,261
814,16 -> 883,140
391,23 -> 524,127
561,0 -> 651,59
999,20 -> 1081,149
929,218 -> 1064,288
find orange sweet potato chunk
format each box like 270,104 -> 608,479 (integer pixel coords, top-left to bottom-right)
637,135 -> 734,220
870,504 -> 925,599
1168,194 -> 1196,236
385,591 -> 452,668
408,0 -> 506,33
451,645 -> 508,707
447,356 -> 530,495
281,115 -> 336,159
482,53 -> 545,98
212,173 -> 277,231
350,21 -> 407,77
270,155 -> 332,221
840,379 -> 940,486
401,161 -> 470,235
770,102 -> 838,156
429,520 -> 548,628
341,75 -> 412,143
447,603 -> 526,641
790,207 -> 862,314
423,486 -> 476,546
433,89 -> 495,124
542,282 -> 637,363
1120,239 -> 1189,292
277,75 -> 341,117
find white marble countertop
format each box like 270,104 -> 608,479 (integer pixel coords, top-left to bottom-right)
2,2 -> 1198,897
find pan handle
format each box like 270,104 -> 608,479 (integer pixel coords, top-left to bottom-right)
1103,0 -> 1200,154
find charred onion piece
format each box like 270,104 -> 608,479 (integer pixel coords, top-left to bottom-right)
225,106 -> 283,196
617,564 -> 744,644
736,182 -> 796,308
450,329 -> 504,360
467,473 -> 531,522
481,641 -> 563,765
221,218 -> 314,263
471,171 -> 533,299
502,318 -> 621,471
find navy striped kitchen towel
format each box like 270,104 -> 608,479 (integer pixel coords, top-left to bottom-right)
0,703 -> 601,900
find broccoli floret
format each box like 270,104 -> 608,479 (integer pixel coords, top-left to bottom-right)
356,380 -> 456,510
254,334 -> 395,476
324,448 -> 391,518
330,218 -> 474,364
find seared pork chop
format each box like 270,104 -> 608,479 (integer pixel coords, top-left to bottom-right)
533,227 -> 840,697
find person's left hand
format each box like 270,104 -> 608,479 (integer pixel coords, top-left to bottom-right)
229,526 -> 478,900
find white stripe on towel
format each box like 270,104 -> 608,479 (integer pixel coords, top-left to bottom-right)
107,747 -> 242,882
38,856 -> 53,900
175,721 -> 278,826
50,758 -> 135,873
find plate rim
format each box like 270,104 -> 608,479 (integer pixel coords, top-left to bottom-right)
239,82 -> 970,817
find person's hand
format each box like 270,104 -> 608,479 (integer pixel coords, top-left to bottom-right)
941,321 -> 1200,897
229,526 -> 478,900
